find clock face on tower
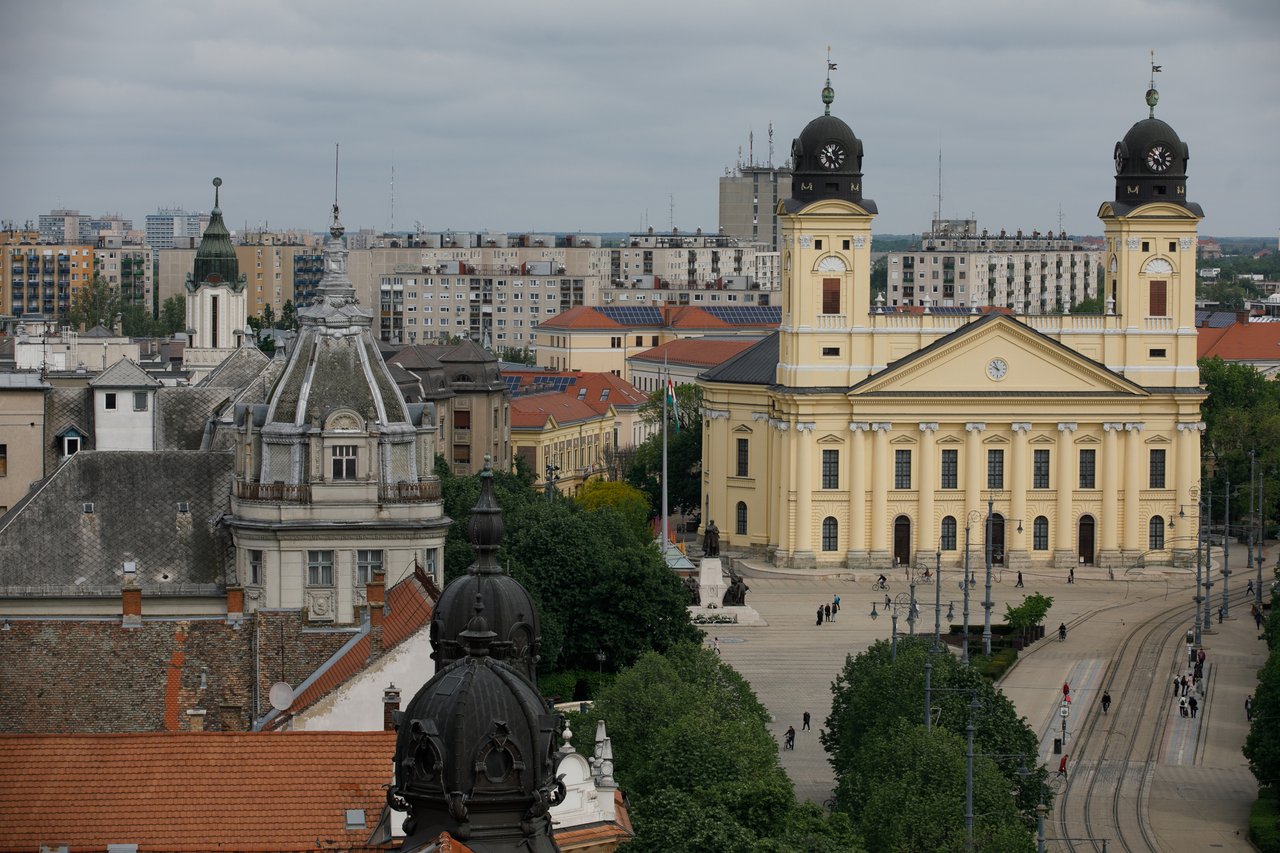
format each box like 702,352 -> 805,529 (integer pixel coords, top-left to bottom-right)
1113,142 -> 1126,174
817,142 -> 846,170
986,358 -> 1008,381
1146,144 -> 1173,173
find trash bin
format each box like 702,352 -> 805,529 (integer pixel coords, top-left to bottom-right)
1053,737 -> 1062,755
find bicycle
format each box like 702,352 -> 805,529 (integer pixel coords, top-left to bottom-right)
870,578 -> 890,592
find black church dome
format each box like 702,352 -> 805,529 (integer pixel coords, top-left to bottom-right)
186,178 -> 245,292
1111,88 -> 1193,211
788,82 -> 873,210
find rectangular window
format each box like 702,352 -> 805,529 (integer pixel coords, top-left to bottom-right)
356,549 -> 384,585
735,438 -> 749,477
307,550 -> 334,586
1033,449 -> 1051,489
941,449 -> 958,489
454,409 -> 471,429
104,392 -> 117,410
821,346 -> 840,357
0,443 -> 6,477
821,277 -> 840,314
133,391 -> 148,412
1149,449 -> 1167,488
1149,280 -> 1167,316
331,445 -> 357,480
822,449 -> 839,489
894,449 -> 912,490
248,549 -> 263,585
1149,348 -> 1167,358
987,449 -> 1004,490
1079,449 -> 1096,489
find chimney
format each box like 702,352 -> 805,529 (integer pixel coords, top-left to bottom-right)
226,586 -> 244,624
219,703 -> 243,732
367,569 -> 386,629
121,561 -> 142,629
186,709 -> 207,732
383,684 -> 401,732
1236,310 -> 1250,325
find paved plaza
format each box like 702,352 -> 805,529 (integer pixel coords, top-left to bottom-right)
703,545 -> 1274,849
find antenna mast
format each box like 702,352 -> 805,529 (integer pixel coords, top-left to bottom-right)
390,164 -> 395,234
935,145 -> 943,225
668,194 -> 675,231
749,130 -> 754,168
768,122 -> 774,168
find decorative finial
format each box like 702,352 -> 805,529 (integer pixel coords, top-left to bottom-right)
823,47 -> 837,115
212,177 -> 222,211
330,143 -> 344,239
1147,50 -> 1162,118
459,593 -> 496,657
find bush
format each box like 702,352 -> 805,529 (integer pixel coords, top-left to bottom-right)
1251,788 -> 1280,853
973,648 -> 1019,682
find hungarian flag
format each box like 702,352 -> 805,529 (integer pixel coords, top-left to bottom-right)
665,377 -> 680,433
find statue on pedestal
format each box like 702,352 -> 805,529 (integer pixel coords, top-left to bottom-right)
722,567 -> 749,607
702,521 -> 720,557
683,575 -> 700,606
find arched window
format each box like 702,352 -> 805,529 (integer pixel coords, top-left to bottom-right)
821,517 -> 838,552
1149,515 -> 1165,551
940,516 -> 957,550
735,501 -> 747,536
1033,516 -> 1050,551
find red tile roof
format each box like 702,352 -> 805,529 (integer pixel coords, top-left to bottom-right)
537,306 -> 625,329
1197,322 -> 1280,361
510,393 -> 604,430
0,732 -> 396,853
504,370 -> 647,413
281,573 -> 435,720
630,338 -> 758,368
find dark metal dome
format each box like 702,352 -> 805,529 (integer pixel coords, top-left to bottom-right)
390,596 -> 561,852
788,85 -> 873,209
1111,89 -> 1194,211
186,178 -> 245,293
429,463 -> 541,685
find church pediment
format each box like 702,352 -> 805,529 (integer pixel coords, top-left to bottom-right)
850,314 -> 1146,398
817,433 -> 844,444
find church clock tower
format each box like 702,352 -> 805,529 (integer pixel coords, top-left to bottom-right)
776,76 -> 878,389
1099,82 -> 1203,389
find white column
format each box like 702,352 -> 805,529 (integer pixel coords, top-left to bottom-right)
848,422 -> 871,567
918,422 -> 939,558
772,419 -> 790,557
1056,422 -> 1077,566
870,423 -> 893,565
1123,422 -> 1145,555
793,421 -> 817,564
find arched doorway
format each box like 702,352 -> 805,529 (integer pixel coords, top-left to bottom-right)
1078,516 -> 1095,565
989,513 -> 1006,566
893,516 -> 912,567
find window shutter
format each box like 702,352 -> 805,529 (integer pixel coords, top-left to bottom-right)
1149,280 -> 1167,317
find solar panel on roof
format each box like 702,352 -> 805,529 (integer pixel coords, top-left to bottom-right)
599,306 -> 662,325
703,306 -> 781,325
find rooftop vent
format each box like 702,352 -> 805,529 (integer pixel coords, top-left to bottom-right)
344,809 -> 366,830
177,501 -> 190,513
82,502 -> 94,513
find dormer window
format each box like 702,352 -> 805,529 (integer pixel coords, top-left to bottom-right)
331,445 -> 357,480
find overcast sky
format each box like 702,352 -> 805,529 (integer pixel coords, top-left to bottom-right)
3,0 -> 1277,238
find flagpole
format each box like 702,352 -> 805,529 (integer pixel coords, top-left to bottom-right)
661,360 -> 670,549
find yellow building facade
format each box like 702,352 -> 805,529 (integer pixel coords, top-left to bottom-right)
700,84 -> 1205,572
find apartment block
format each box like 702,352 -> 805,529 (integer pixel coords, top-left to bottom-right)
718,164 -> 792,251
145,209 -> 209,250
2,237 -> 96,321
886,219 -> 1100,313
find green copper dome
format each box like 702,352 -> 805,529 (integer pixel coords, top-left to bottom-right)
186,178 -> 245,293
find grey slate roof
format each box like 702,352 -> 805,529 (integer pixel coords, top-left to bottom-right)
90,358 -> 161,389
156,387 -> 234,450
698,332 -> 779,385
196,345 -> 270,390
0,451 -> 234,597
43,387 -> 93,472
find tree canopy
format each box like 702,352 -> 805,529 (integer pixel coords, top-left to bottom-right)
627,383 -> 703,518
1245,582 -> 1280,789
436,460 -> 698,675
65,275 -> 121,331
575,645 -> 863,852
1199,357 -> 1280,530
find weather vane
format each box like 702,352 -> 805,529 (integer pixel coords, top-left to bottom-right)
823,47 -> 837,115
1146,50 -> 1163,118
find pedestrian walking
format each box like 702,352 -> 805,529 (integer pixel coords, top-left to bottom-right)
1173,675 -> 1181,698
1015,571 -> 1024,588
1182,674 -> 1190,696
816,606 -> 823,626
1058,754 -> 1069,777
1247,579 -> 1255,597
1101,690 -> 1112,714
1256,608 -> 1266,630
1189,695 -> 1199,718
824,603 -> 831,622
1197,648 -> 1206,666
1246,695 -> 1254,722
803,711 -> 811,731
784,725 -> 796,750
833,593 -> 840,614
711,636 -> 720,655
1217,606 -> 1224,624
1068,567 -> 1075,584
1058,622 -> 1067,642
1179,695 -> 1189,717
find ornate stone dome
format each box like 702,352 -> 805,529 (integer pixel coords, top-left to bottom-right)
789,81 -> 870,208
429,464 -> 541,683
186,178 -> 245,293
1112,87 -> 1193,211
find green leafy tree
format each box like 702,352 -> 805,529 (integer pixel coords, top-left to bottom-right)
823,636 -> 1045,821
120,304 -> 159,337
576,645 -> 864,852
495,346 -> 536,365
628,382 -> 704,519
1005,593 -> 1054,643
159,295 -> 186,335
1070,294 -> 1106,314
278,299 -> 298,330
576,479 -> 651,542
65,275 -> 121,330
1199,357 -> 1280,528
839,720 -> 1034,853
1245,586 -> 1280,788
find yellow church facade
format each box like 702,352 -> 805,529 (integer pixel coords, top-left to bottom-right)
699,83 -> 1205,572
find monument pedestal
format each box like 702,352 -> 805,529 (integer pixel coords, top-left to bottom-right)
698,557 -> 725,607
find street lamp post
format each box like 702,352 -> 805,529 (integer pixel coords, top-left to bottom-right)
1222,475 -> 1231,618
544,462 -> 561,501
984,498 -> 994,656
595,649 -> 606,674
925,550 -> 941,732
1202,478 -> 1213,635
962,510 -> 981,665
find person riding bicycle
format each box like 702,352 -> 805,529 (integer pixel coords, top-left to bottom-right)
1058,622 -> 1067,641
876,573 -> 888,589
